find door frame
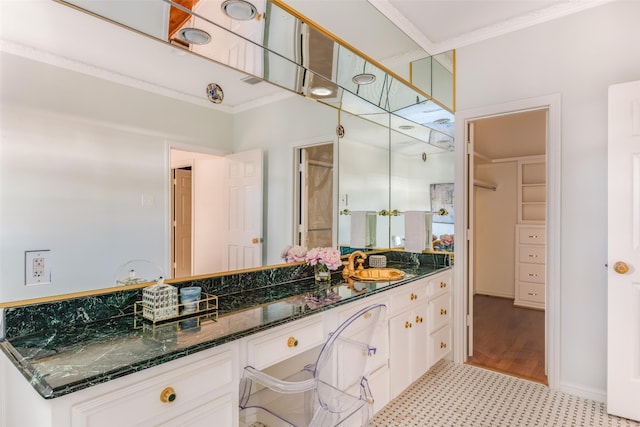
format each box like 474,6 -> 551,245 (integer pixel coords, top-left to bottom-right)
453,94 -> 562,390
291,136 -> 339,249
165,142 -> 225,278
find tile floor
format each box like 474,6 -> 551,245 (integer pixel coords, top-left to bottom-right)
373,360 -> 639,426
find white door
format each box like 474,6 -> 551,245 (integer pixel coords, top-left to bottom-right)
226,149 -> 263,270
607,80 -> 640,421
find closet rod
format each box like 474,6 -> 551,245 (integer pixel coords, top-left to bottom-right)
474,180 -> 497,191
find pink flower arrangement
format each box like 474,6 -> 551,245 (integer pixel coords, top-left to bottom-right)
304,247 -> 342,270
281,245 -> 308,263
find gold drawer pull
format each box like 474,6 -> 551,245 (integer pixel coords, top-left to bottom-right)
410,293 -> 417,301
528,273 -> 537,277
405,321 -> 412,329
439,282 -> 447,288
160,387 -> 176,403
528,234 -> 539,239
287,336 -> 298,348
527,292 -> 538,296
440,342 -> 447,349
440,308 -> 447,316
415,316 -> 423,323
528,254 -> 538,258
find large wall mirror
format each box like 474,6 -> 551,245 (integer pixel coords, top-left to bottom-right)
0,0 -> 454,303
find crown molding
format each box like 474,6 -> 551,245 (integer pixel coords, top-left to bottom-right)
369,0 -> 614,55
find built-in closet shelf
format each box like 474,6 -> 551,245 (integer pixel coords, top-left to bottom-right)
518,158 -> 546,223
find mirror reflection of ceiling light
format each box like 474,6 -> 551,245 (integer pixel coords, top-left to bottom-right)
352,73 -> 376,85
310,86 -> 333,97
178,28 -> 211,45
221,0 -> 258,20
399,125 -> 414,130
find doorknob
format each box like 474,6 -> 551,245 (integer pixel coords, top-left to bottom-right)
613,261 -> 630,274
252,238 -> 262,244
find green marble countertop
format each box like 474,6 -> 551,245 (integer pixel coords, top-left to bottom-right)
1,263 -> 449,399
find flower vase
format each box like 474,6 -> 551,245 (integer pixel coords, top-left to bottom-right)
314,262 -> 331,282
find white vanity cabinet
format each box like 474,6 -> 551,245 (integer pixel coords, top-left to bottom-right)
1,342 -> 240,427
388,278 -> 430,398
335,296 -> 390,414
427,270 -> 452,368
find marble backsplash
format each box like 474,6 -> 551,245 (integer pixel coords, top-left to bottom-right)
2,251 -> 450,340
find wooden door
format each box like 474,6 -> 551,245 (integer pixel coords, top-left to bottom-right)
607,80 -> 640,421
467,121 -> 475,356
298,144 -> 334,248
226,149 -> 263,270
172,168 -> 192,278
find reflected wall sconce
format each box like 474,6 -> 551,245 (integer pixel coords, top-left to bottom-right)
206,83 -> 224,104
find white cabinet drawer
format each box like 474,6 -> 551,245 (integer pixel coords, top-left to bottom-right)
246,316 -> 325,370
389,279 -> 427,315
71,350 -> 233,427
519,245 -> 545,264
518,263 -> 545,283
429,326 -> 451,367
426,270 -> 452,297
428,292 -> 451,333
518,226 -> 546,245
518,282 -> 545,304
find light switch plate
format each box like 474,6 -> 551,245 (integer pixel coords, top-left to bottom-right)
25,250 -> 52,286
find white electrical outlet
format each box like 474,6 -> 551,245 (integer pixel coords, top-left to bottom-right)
25,250 -> 52,286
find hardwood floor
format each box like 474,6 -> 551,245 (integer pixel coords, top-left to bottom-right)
466,294 -> 547,384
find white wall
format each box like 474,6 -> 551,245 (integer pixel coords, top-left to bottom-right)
232,95 -> 336,265
474,162 -> 517,298
456,0 -> 640,397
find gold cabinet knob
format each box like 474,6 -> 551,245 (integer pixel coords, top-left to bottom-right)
410,293 -> 417,301
415,316 -> 423,323
160,387 -> 176,403
440,308 -> 447,316
440,282 -> 447,288
287,336 -> 298,348
614,261 -> 630,274
440,342 -> 447,349
404,321 -> 412,329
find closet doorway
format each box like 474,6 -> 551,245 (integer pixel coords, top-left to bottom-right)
467,109 -> 548,384
294,142 -> 335,249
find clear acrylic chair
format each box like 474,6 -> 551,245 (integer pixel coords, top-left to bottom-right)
239,303 -> 387,427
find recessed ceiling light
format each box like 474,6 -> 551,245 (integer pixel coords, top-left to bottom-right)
352,73 -> 376,85
399,125 -> 414,130
221,0 -> 257,20
178,28 -> 211,45
310,86 -> 333,97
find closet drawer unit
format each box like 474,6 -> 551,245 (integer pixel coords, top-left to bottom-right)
518,226 -> 546,245
518,245 -> 545,264
389,279 -> 427,315
246,316 -> 325,370
518,263 -> 545,284
518,282 -> 545,305
428,325 -> 451,367
426,270 -> 452,298
428,292 -> 451,333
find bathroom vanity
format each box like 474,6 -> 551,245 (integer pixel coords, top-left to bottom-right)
0,252 -> 452,427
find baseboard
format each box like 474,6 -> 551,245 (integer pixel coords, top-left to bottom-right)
560,381 -> 606,403
474,291 -> 515,300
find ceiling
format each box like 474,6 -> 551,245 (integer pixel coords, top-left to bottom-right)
0,0 -> 612,115
286,0 -> 613,66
